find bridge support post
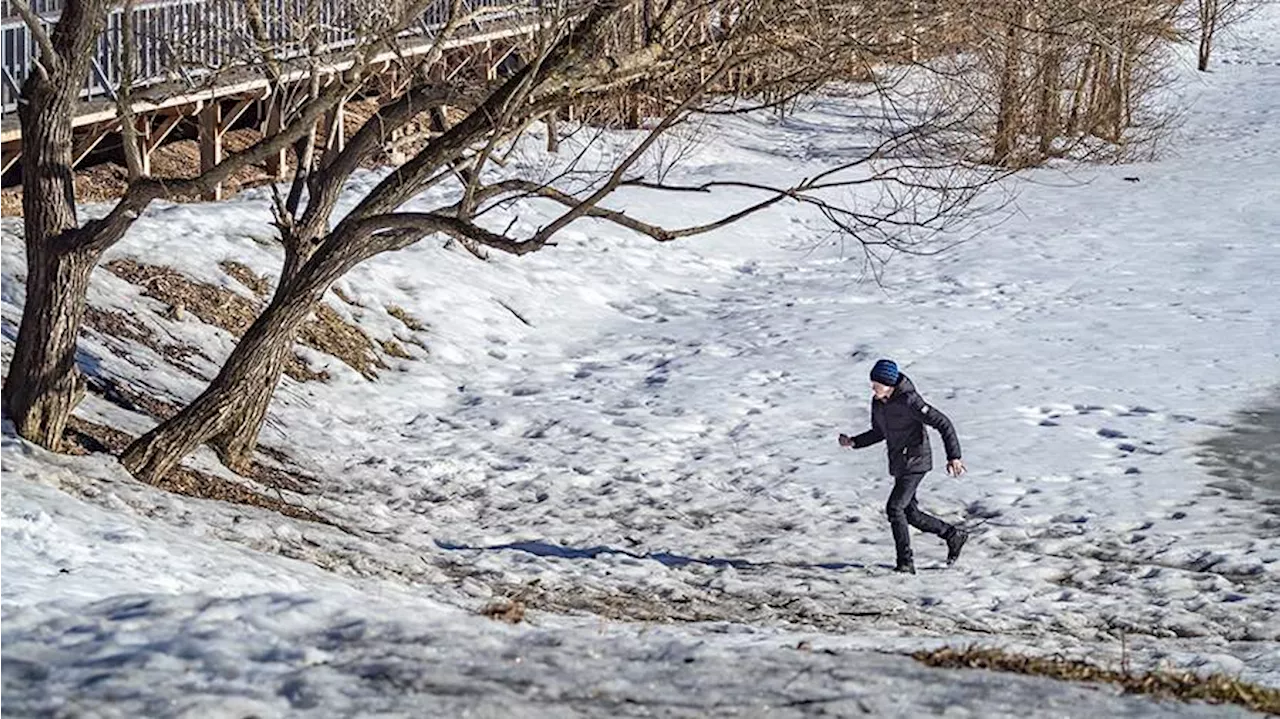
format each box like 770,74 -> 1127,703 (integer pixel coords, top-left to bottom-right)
263,96 -> 287,180
323,101 -> 345,153
135,116 -> 152,177
199,101 -> 223,201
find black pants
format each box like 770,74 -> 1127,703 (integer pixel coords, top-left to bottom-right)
886,472 -> 954,562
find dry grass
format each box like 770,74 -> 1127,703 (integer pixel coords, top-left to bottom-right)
105,258 -> 261,334
2,163 -> 129,215
298,304 -> 385,380
82,306 -> 209,377
331,286 -> 359,306
1,129 -> 278,216
142,129 -> 280,202
84,375 -> 184,421
219,259 -> 272,296
64,415 -> 135,454
284,356 -> 330,382
104,258 -> 391,381
479,598 -> 527,624
242,460 -> 318,495
63,416 -> 327,523
913,646 -> 1280,715
484,578 -> 720,625
83,306 -> 151,344
386,304 -> 427,332
381,338 -> 413,359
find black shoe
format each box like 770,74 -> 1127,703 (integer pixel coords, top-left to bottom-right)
946,529 -> 969,565
894,559 -> 916,574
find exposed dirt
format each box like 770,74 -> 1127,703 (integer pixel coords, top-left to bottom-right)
102,258 -> 388,382
914,645 -> 1280,715
63,415 -> 328,524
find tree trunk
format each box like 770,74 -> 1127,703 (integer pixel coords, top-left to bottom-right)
1198,18 -> 1216,71
201,234 -> 320,469
992,3 -> 1025,166
3,44 -> 95,449
120,267 -> 326,482
1035,44 -> 1061,160
1086,47 -> 1110,139
1066,46 -> 1095,136
204,332 -> 295,472
3,244 -> 100,449
1198,0 -> 1218,72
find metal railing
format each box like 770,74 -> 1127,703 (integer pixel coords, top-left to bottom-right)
1,0 -> 540,114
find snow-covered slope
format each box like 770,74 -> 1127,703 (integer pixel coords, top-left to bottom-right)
3,7 -> 1279,717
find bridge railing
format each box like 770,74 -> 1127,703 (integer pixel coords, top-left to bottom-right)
1,0 -> 540,114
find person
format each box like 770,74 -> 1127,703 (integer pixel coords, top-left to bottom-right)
839,359 -> 968,574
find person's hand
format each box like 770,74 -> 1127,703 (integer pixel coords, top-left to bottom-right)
946,458 -> 966,477
838,433 -> 852,448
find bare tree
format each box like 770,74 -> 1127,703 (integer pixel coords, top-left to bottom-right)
116,0 -> 1004,483
1,0 -> 475,450
922,0 -> 1182,167
1193,0 -> 1262,71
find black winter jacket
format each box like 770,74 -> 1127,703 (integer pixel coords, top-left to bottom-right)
852,375 -> 962,477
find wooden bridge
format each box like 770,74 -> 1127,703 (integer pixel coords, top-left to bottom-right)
0,0 -> 549,189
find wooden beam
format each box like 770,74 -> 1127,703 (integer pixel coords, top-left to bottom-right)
72,120 -> 120,168
1,140 -> 20,175
144,110 -> 186,154
219,93 -> 260,138
199,102 -> 223,201
489,43 -> 517,79
323,100 -> 346,152
3,22 -> 548,146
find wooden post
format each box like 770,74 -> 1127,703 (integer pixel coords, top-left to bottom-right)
136,115 -> 152,177
264,96 -> 287,180
546,111 -> 559,153
199,101 -> 223,201
323,101 -> 345,153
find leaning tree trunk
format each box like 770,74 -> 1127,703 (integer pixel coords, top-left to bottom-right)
120,265 -> 328,482
2,49 -> 100,449
204,334 -> 295,472
203,235 -> 320,469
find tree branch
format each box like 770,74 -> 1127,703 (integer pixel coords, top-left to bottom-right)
347,0 -> 635,220
9,0 -> 58,81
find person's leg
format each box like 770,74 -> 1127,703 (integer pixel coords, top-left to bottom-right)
902,478 -> 969,565
904,493 -> 955,539
886,473 -> 925,568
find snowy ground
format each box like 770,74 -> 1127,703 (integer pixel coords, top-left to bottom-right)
4,8 -> 1280,717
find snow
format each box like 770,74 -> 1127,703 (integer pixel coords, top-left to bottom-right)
4,7 -> 1280,716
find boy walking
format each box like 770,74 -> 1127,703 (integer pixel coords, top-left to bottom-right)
839,359 -> 968,574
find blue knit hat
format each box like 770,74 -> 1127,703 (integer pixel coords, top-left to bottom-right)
870,359 -> 900,386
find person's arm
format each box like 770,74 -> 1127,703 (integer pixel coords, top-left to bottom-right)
841,426 -> 883,448
852,426 -> 884,447
908,394 -> 965,474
